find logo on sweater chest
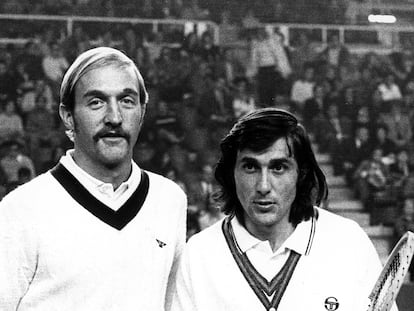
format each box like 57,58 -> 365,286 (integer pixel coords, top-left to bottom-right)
324,297 -> 339,310
156,238 -> 167,248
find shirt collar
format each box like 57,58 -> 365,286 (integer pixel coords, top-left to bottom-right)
231,214 -> 315,256
59,149 -> 141,197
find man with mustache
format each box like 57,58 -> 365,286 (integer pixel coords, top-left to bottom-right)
0,47 -> 187,310
171,108 -> 395,310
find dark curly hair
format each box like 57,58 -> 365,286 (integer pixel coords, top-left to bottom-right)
214,108 -> 328,226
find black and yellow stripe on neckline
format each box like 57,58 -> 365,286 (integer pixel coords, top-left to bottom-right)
222,216 -> 301,311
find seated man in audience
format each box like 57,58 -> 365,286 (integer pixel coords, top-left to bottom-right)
339,125 -> 373,184
0,139 -> 36,186
380,100 -> 412,148
315,102 -> 352,158
0,99 -> 25,142
353,147 -> 391,206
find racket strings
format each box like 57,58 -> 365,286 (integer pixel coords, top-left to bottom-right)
367,232 -> 414,311
370,252 -> 402,310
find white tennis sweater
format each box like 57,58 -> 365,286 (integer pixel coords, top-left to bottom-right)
0,163 -> 187,310
172,208 -> 394,311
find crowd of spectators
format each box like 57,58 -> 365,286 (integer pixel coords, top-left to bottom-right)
0,0 -> 350,24
0,18 -> 414,239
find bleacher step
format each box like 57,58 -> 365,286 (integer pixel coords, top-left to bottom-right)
326,175 -> 347,188
363,225 -> 394,237
327,200 -> 364,212
315,153 -> 331,164
329,187 -> 355,201
337,211 -> 370,227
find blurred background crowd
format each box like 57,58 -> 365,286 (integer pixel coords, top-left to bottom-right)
0,0 -> 414,242
0,0 -> 352,24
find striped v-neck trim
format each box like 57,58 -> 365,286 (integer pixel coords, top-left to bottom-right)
222,217 -> 302,310
51,163 -> 149,230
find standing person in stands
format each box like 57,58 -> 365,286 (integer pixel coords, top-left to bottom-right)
42,42 -> 69,100
171,108 -> 393,311
0,47 -> 187,310
251,29 -> 285,107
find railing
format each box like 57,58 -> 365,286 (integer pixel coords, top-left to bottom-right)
1,14 -> 414,55
0,14 -> 219,46
265,22 -> 414,54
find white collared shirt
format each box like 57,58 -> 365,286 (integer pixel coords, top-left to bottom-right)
231,216 -> 312,281
171,208 -> 393,311
60,150 -> 141,211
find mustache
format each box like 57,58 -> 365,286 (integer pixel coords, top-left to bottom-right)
93,128 -> 130,143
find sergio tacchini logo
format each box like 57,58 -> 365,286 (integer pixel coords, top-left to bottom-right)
324,296 -> 339,311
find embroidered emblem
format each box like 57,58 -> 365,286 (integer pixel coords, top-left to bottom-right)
156,239 -> 167,248
324,297 -> 339,311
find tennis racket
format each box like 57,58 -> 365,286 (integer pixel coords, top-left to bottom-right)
367,231 -> 414,311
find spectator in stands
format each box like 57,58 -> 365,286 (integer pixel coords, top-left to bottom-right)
394,197 -> 414,281
272,29 -> 292,80
189,60 -> 212,109
120,27 -> 146,65
338,63 -> 360,88
0,60 -> 16,102
19,78 -> 55,120
25,94 -> 57,173
155,47 -> 187,102
180,0 -> 209,20
133,140 -> 159,172
355,67 -> 378,107
153,100 -> 184,147
362,52 -> 388,82
145,32 -> 164,65
372,125 -> 397,159
62,25 -> 91,63
14,62 -> 33,98
338,86 -> 359,120
317,102 -> 352,161
389,147 -> 411,198
377,73 -> 402,108
302,83 -> 326,133
241,8 -> 261,30
340,125 -> 373,184
367,88 -> 386,122
379,100 -> 412,148
182,32 -> 200,56
42,42 -> 69,100
320,34 -> 350,68
290,32 -> 319,74
353,147 -> 390,204
197,75 -> 232,145
0,99 -> 24,142
231,76 -> 256,119
6,166 -> 33,193
354,105 -> 376,137
290,65 -> 315,112
13,41 -> 44,81
197,163 -> 223,230
36,28 -> 58,57
0,139 -> 35,186
214,48 -> 244,85
198,32 -> 219,63
95,29 -> 117,48
251,28 -> 285,106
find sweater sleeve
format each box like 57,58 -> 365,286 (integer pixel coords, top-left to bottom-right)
0,194 -> 38,310
169,245 -> 198,311
165,189 -> 187,311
